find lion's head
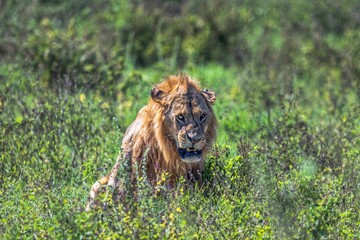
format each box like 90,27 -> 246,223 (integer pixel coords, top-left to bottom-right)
150,74 -> 217,163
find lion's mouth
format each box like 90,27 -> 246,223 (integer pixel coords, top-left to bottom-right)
178,148 -> 202,162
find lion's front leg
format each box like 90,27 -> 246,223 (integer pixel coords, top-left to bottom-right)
85,155 -> 121,211
85,175 -> 110,211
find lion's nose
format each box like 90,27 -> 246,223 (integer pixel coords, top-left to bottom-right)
187,130 -> 201,143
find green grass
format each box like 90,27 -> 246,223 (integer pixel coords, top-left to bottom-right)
1,0 -> 360,239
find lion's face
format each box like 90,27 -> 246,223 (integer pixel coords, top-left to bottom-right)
151,76 -> 216,163
168,92 -> 212,162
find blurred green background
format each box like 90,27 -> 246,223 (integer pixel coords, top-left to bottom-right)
1,0 -> 359,238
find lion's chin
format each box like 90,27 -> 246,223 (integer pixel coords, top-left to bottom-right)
178,148 -> 202,163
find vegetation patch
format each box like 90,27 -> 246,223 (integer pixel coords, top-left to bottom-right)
1,0 -> 359,238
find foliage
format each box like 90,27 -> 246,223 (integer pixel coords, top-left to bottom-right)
1,0 -> 360,239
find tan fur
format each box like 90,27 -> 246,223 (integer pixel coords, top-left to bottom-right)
85,74 -> 217,211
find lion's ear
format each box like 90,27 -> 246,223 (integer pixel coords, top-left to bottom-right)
202,88 -> 216,104
151,87 -> 166,102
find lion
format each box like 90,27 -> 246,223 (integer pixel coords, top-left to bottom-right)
85,74 -> 217,211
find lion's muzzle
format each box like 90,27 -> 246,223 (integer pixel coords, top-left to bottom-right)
186,129 -> 201,144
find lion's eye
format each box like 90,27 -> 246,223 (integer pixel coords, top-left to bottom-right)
176,114 -> 185,123
200,113 -> 207,122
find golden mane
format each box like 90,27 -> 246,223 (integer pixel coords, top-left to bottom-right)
144,74 -> 216,181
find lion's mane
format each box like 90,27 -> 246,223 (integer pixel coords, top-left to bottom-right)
122,74 -> 217,183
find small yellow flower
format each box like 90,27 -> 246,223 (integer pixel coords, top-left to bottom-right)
79,93 -> 86,103
176,207 -> 182,213
40,18 -> 50,27
101,102 -> 110,109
